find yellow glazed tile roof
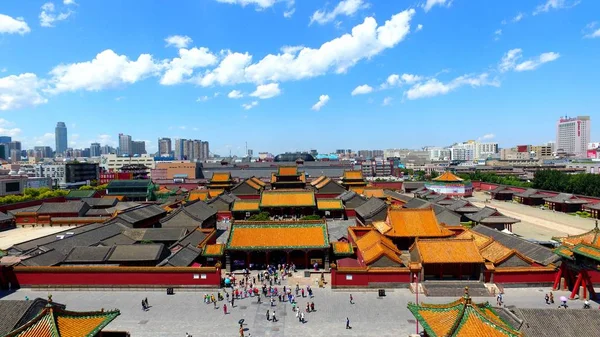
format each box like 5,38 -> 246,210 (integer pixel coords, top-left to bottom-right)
203,243 -> 225,256
553,226 -> 600,247
413,239 -> 484,264
433,171 -> 464,182
188,190 -> 209,201
332,242 -> 354,255
277,166 -> 299,176
211,172 -> 231,182
349,187 -> 365,194
310,176 -> 328,187
245,179 -> 262,190
208,189 -> 224,198
227,222 -> 329,250
362,188 -> 385,198
317,198 -> 344,210
386,208 -> 454,238
250,177 -> 266,187
356,230 -> 403,266
343,170 -> 363,180
260,190 -> 315,207
232,200 -> 261,212
454,230 -> 493,249
314,177 -> 332,190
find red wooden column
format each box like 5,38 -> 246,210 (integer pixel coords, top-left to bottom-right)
569,272 -> 583,300
553,263 -> 566,290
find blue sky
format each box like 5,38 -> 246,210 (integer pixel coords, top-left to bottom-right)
0,0 -> 599,156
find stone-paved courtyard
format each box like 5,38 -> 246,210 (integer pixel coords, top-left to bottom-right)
1,284 -> 595,337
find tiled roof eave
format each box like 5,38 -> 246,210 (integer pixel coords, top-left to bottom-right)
227,244 -> 329,250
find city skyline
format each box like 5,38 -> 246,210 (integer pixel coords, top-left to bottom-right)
1,1 -> 599,155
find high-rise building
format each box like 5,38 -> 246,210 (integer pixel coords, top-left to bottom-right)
0,136 -> 12,144
118,133 -> 132,156
101,145 -> 114,155
174,139 -> 186,160
90,143 -> 101,157
476,142 -> 499,159
247,149 -> 253,157
201,141 -> 209,160
451,142 -> 476,161
55,122 -> 68,155
158,138 -> 172,156
131,141 -> 146,155
8,141 -> 21,153
556,116 -> 591,158
192,140 -> 202,160
10,149 -> 21,163
34,146 -> 53,158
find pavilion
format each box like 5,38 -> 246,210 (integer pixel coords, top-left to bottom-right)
465,207 -> 520,231
341,170 -> 367,189
270,166 -> 306,189
379,207 -> 454,249
584,203 -> 600,219
408,287 -> 522,337
512,188 -> 551,206
424,171 -> 473,197
544,193 -> 588,212
225,220 -> 330,270
310,176 -> 346,196
230,176 -> 266,198
207,172 -> 234,191
409,238 -> 485,281
259,190 -> 317,218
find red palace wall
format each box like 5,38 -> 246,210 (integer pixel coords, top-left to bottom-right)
217,211 -> 232,221
473,181 -> 600,205
13,267 -> 221,288
494,270 -> 556,284
345,209 -> 356,218
234,195 -> 261,200
370,182 -> 403,190
331,269 -> 410,287
315,194 -> 341,199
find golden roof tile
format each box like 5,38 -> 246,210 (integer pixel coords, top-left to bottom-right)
211,172 -> 232,182
259,190 -> 316,207
317,198 -> 344,210
231,200 -> 260,212
386,208 -> 454,238
433,171 -> 464,182
332,242 -> 354,255
343,170 -> 364,180
454,230 -> 493,249
227,221 -> 329,250
355,230 -> 403,266
310,176 -> 328,187
412,239 -> 484,264
277,166 -> 299,176
362,188 -> 385,198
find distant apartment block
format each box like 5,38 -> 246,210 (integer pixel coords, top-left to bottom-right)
556,116 -> 591,158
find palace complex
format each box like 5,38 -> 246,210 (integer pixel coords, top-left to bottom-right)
1,166 -> 599,299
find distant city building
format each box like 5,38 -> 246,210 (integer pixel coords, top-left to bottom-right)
0,144 -> 6,160
65,163 -> 99,183
476,142 -> 499,159
90,142 -> 101,157
556,115 -> 591,158
55,122 -> 68,155
428,147 -> 451,161
372,150 -> 384,158
335,149 -> 345,155
0,136 -> 12,144
158,137 -> 172,156
34,163 -> 66,186
450,142 -> 476,162
100,154 -> 155,173
10,149 -> 21,163
34,146 -> 53,158
174,139 -> 185,160
201,141 -> 209,160
361,158 -> 393,177
258,152 -> 274,161
154,162 -> 202,179
118,133 -> 132,156
131,140 -> 146,155
310,149 -> 318,156
101,145 -> 115,155
358,150 -> 373,158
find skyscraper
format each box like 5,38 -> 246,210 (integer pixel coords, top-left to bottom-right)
131,141 -> 146,155
174,139 -> 185,160
55,122 -> 68,155
158,138 -> 172,156
0,136 -> 12,144
556,116 -> 591,158
90,143 -> 101,157
201,141 -> 209,160
118,133 -> 132,156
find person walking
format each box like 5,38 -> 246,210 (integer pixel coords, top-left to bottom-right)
266,309 -> 270,321
213,300 -> 217,309
141,300 -> 147,311
346,317 -> 351,329
144,297 -> 149,308
272,311 -> 278,322
300,312 -> 305,323
350,294 -> 354,304
545,293 -> 550,304
311,302 -> 315,312
295,310 -> 299,321
549,292 -> 554,304
496,293 -> 503,307
223,303 -> 228,314
231,297 -> 235,308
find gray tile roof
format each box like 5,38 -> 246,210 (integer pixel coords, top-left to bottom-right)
327,219 -> 355,241
355,197 -> 387,220
107,180 -> 153,188
170,228 -> 209,249
336,190 -> 357,202
64,246 -> 114,263
209,193 -> 239,205
544,193 -> 588,204
159,244 -> 202,267
81,197 -> 118,208
384,190 -> 412,202
10,222 -> 107,253
516,308 -> 600,337
0,298 -> 63,336
118,204 -> 166,224
122,228 -> 188,242
403,181 -> 425,190
471,225 -> 560,265
466,207 -> 499,222
99,233 -> 137,246
107,244 -> 165,262
434,208 -> 462,226
0,211 -> 14,222
514,188 -> 548,198
403,198 -> 431,209
84,208 -> 114,217
19,249 -> 66,266
39,222 -> 129,256
7,205 -> 41,216
36,201 -> 90,215
181,200 -> 217,221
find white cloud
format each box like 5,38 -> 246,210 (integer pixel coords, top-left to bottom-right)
583,22 -> 600,39
115,96 -> 125,101
499,48 -> 560,72
250,83 -> 281,99
228,89 -> 244,99
39,2 -> 73,28
310,0 -> 369,25
215,0 -> 278,10
0,68 -> 6,73
242,101 -> 258,110
280,45 -> 304,54
196,10 -> 415,87
351,84 -> 373,95
0,73 -> 48,110
405,73 -> 499,100
283,8 -> 295,18
64,0 -> 76,4
196,95 -> 210,102
494,29 -> 502,41
48,49 -> 163,93
311,94 -> 330,111
382,96 -> 392,106
478,133 -> 495,141
422,0 -> 451,13
416,24 -> 423,32
0,119 -> 21,138
512,12 -> 524,22
160,47 -> 218,85
165,35 -> 193,49
380,73 -> 422,89
0,14 -> 31,35
533,0 -> 579,15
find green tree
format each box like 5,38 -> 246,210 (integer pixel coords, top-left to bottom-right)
300,215 -> 321,220
248,212 -> 270,221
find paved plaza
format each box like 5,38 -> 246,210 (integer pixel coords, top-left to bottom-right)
1,281 -> 596,337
